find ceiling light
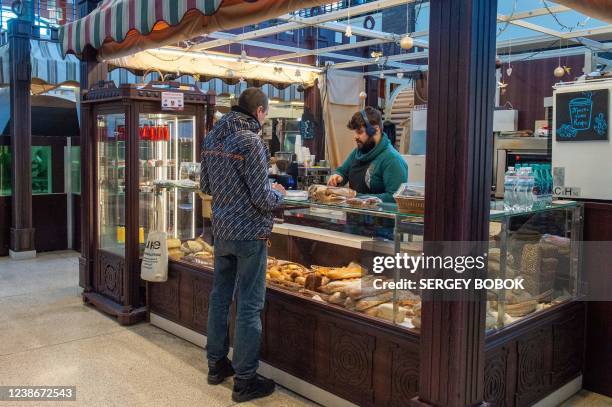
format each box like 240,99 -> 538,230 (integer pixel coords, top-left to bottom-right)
345,25 -> 352,37
400,36 -> 414,50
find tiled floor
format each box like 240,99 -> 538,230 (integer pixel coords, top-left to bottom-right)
0,251 -> 610,407
0,251 -> 316,407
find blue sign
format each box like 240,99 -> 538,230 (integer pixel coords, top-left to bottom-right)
556,89 -> 609,141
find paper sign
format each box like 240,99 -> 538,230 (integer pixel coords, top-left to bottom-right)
161,92 -> 184,111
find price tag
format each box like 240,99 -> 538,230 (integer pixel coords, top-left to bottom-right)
161,92 -> 184,111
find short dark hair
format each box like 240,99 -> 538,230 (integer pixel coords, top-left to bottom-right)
238,87 -> 268,116
347,106 -> 382,131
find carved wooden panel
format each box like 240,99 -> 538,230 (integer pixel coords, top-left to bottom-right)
484,346 -> 510,406
328,323 -> 375,403
264,301 -> 316,378
552,313 -> 583,387
389,344 -> 419,406
516,328 -> 552,406
149,270 -> 180,320
97,251 -> 124,303
192,275 -> 212,333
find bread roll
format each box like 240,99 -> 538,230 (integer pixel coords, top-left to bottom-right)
167,238 -> 181,249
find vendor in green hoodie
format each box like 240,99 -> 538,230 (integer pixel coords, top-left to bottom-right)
328,107 -> 408,203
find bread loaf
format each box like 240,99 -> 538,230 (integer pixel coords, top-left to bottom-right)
355,292 -> 393,311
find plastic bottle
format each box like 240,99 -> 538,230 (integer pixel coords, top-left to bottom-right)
531,164 -> 542,208
515,167 -> 531,211
525,167 -> 535,210
503,166 -> 517,211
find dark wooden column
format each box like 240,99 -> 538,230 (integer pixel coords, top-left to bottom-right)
413,0 -> 497,406
8,19 -> 35,257
78,0 -> 106,289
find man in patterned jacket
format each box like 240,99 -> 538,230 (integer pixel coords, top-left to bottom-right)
200,87 -> 285,403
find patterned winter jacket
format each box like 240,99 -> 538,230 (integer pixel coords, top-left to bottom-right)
200,106 -> 283,241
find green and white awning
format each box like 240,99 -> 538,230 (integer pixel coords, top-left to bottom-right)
61,0 -> 223,56
60,0 -> 332,59
0,39 -> 80,93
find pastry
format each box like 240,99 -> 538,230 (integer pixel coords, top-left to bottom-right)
305,273 -> 323,291
328,291 -> 347,305
167,238 -> 181,250
325,262 -> 364,280
319,278 -> 361,294
168,248 -> 184,259
355,292 -> 394,311
346,282 -> 390,300
363,306 -> 381,316
376,302 -> 407,323
295,276 -> 306,286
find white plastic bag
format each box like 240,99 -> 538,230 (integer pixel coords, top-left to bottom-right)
141,230 -> 168,282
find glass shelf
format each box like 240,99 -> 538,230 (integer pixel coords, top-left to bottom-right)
282,198 -> 419,219
283,198 -> 580,221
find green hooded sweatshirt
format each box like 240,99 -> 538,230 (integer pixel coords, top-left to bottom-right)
334,134 -> 408,203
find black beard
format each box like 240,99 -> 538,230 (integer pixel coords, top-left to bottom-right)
358,138 -> 376,154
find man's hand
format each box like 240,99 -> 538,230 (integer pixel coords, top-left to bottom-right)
327,174 -> 344,187
272,183 -> 287,196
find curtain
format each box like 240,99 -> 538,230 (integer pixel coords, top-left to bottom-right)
319,70 -> 364,169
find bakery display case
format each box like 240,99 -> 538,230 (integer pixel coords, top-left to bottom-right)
167,192 -> 583,334
80,81 -> 214,324
154,194 -> 584,406
486,201 -> 583,331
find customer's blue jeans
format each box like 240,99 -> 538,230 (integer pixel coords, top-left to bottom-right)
206,239 -> 267,380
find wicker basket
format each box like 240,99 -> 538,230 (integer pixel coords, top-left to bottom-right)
394,195 -> 425,215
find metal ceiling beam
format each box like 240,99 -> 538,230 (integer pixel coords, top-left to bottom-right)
268,38 -> 388,61
364,66 -> 427,77
501,5 -> 571,21
192,0 -> 409,51
324,53 -> 421,70
329,51 -> 429,69
200,33 -> 415,69
497,12 -> 612,51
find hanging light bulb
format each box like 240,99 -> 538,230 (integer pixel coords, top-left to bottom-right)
554,66 -> 565,78
400,36 -> 414,50
359,91 -> 367,100
239,49 -> 248,63
345,24 -> 352,37
397,72 -> 404,79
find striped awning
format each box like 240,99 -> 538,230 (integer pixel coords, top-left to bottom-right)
60,0 -> 331,59
0,40 -> 80,92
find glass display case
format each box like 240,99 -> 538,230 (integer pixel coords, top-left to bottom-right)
82,81 -> 214,324
138,112 -> 199,253
487,201 -> 583,331
97,113 -> 126,257
172,195 -> 583,332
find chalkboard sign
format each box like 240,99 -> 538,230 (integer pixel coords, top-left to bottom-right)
556,89 -> 609,141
